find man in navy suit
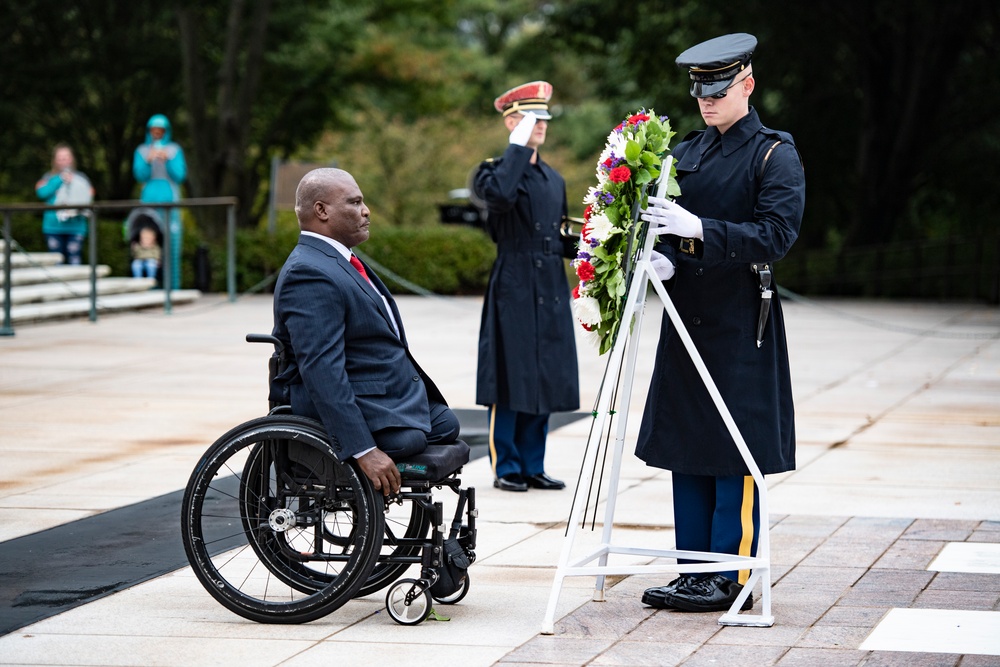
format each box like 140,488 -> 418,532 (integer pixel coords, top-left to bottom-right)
271,168 -> 460,495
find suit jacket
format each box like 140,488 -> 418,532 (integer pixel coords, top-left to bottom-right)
271,234 -> 446,459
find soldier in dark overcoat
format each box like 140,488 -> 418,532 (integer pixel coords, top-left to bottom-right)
474,81 -> 580,492
635,34 -> 806,612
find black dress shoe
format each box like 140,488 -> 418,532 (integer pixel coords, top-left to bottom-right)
641,574 -> 699,608
663,574 -> 753,612
493,474 -> 528,492
524,473 -> 566,490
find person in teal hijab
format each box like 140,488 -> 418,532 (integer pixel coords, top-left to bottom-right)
133,114 -> 187,289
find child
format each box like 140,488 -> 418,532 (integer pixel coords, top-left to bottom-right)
131,226 -> 161,280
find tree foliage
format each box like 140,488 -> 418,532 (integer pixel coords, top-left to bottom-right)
2,0 -> 998,255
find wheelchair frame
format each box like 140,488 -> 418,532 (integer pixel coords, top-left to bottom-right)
180,334 -> 477,626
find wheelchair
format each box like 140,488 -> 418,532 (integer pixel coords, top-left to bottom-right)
180,334 -> 477,626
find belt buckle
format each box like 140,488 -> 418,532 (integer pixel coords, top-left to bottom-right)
679,238 -> 696,255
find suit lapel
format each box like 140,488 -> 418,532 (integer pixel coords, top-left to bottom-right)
298,235 -> 400,337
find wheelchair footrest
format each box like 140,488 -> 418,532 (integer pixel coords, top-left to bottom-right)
396,440 -> 470,481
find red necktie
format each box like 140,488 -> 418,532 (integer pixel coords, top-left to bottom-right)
349,254 -> 372,284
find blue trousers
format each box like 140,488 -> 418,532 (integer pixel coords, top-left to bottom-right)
372,400 -> 460,459
487,405 -> 548,479
672,472 -> 760,585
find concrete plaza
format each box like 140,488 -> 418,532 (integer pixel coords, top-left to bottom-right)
0,292 -> 998,666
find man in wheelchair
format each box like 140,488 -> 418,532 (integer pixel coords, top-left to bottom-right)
270,167 -> 462,495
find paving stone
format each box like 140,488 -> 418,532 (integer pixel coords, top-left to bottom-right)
836,587 -> 920,607
631,612 -> 722,644
675,643 -> 787,666
771,515 -> 849,538
499,636 -> 615,665
860,651 -> 960,666
796,624 -> 872,649
967,530 -> 1000,543
912,589 -> 1000,611
958,655 -> 1000,666
771,533 -> 824,566
775,647 -> 867,666
873,539 -> 947,570
814,605 -> 890,628
853,569 -> 935,592
799,541 -> 891,569
837,517 -> 913,540
553,598 -> 655,640
708,623 -> 808,647
775,565 -> 866,590
975,521 -> 1000,533
590,639 -> 700,666
903,519 -> 978,541
927,572 -> 1000,592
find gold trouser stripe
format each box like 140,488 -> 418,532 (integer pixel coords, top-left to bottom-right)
738,476 -> 755,585
488,405 -> 498,477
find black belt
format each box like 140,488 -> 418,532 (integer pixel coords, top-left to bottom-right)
497,236 -> 557,255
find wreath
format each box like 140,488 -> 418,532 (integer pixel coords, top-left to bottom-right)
571,110 -> 680,354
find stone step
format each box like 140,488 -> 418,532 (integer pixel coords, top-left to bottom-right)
0,264 -> 112,287
9,289 -> 203,325
0,277 -> 157,306
1,252 -> 65,269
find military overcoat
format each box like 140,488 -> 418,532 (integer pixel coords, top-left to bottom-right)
635,107 -> 805,476
474,144 -> 580,414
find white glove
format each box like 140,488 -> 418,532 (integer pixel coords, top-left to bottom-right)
508,112 -> 537,146
641,196 -> 703,239
649,250 -> 675,281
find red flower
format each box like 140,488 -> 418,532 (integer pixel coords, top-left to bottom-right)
627,113 -> 650,125
609,166 -> 631,183
576,260 -> 595,282
582,322 -> 593,331
572,283 -> 580,299
580,222 -> 591,241
602,157 -> 613,168
583,204 -> 593,221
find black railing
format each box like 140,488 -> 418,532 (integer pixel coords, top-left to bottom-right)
779,235 -> 1000,304
1,197 -> 238,336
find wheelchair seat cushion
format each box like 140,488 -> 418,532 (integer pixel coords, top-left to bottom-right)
395,440 -> 470,481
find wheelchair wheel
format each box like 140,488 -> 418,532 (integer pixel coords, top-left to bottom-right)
355,493 -> 431,598
385,578 -> 431,626
181,415 -> 384,624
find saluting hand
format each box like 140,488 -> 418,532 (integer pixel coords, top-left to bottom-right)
642,196 -> 704,240
356,448 -> 402,496
508,112 -> 537,146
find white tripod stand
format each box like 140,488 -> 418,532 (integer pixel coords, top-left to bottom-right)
540,175 -> 775,634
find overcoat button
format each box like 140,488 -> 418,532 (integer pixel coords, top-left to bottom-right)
730,251 -> 736,258
538,297 -> 544,305
692,317 -> 701,325
412,375 -> 420,381
534,222 -> 541,230
695,268 -> 704,276
535,259 -> 542,268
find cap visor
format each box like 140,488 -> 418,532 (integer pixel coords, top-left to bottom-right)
690,78 -> 734,98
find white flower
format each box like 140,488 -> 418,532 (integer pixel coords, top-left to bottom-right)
586,212 -> 616,243
574,295 -> 602,327
582,186 -> 600,206
600,130 -> 627,164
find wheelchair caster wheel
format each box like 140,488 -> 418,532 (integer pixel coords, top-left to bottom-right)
432,575 -> 469,605
385,578 -> 431,626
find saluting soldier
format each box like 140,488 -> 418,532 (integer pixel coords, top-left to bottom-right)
474,81 -> 580,493
636,34 -> 806,611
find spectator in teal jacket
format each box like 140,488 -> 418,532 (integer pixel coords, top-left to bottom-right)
133,114 -> 187,289
35,144 -> 94,265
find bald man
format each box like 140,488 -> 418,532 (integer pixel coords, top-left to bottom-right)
270,168 -> 460,494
